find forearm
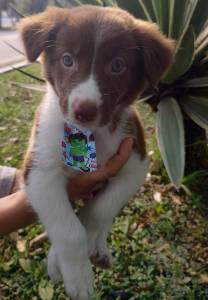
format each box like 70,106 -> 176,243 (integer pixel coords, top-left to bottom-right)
0,190 -> 37,235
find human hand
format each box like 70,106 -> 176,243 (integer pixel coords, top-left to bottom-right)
67,137 -> 134,201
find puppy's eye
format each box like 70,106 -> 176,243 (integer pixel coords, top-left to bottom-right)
111,57 -> 126,74
62,53 -> 74,67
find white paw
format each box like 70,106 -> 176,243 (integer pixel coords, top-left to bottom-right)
79,211 -> 113,270
48,247 -> 62,283
61,259 -> 94,300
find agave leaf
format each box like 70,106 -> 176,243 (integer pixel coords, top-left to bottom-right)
182,96 -> 208,130
9,82 -> 46,92
195,25 -> 208,56
164,27 -> 195,83
174,0 -> 198,54
151,0 -> 169,35
116,0 -> 146,19
170,0 -> 188,39
198,56 -> 208,76
79,0 -> 103,5
102,0 -> 116,6
168,0 -> 175,37
137,0 -> 156,22
191,0 -> 208,36
156,97 -> 185,189
54,0 -> 65,7
137,94 -> 154,103
65,0 -> 82,6
183,77 -> 208,88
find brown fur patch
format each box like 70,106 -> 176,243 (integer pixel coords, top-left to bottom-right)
22,106 -> 41,183
123,107 -> 146,159
18,6 -> 175,127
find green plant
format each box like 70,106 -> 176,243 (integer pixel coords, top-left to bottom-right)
13,0 -> 208,189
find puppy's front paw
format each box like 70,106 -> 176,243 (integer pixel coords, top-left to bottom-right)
90,248 -> 113,269
48,247 -> 62,283
80,212 -> 113,270
61,259 -> 94,300
87,230 -> 113,269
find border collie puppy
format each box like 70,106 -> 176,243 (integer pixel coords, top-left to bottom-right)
19,5 -> 174,300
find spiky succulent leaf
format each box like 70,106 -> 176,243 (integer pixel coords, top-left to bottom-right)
75,0 -> 103,5
164,27 -> 195,83
195,24 -> 208,57
64,0 -> 82,6
151,0 -> 169,35
182,96 -> 208,130
156,97 -> 185,189
109,0 -> 145,19
183,77 -> 208,88
102,0 -> 116,6
191,0 -> 208,36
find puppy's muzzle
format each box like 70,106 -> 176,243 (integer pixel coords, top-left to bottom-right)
74,101 -> 98,123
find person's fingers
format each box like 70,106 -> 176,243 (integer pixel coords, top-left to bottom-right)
105,137 -> 134,177
74,137 -> 134,183
67,137 -> 134,201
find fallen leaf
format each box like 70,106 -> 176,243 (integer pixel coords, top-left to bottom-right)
16,239 -> 26,252
200,274 -> 208,284
153,191 -> 162,203
171,195 -> 182,205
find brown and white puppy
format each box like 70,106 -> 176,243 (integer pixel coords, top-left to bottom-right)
19,5 -> 174,300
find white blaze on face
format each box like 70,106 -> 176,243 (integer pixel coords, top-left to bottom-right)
68,75 -> 102,126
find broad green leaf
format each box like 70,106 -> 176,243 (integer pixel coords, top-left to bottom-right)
156,97 -> 185,189
164,27 -> 195,83
19,258 -> 32,273
183,77 -> 208,88
38,281 -> 54,300
116,0 -> 146,19
191,0 -> 208,36
182,96 -> 208,130
10,82 -> 46,92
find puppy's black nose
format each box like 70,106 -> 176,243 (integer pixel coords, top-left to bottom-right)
74,101 -> 98,123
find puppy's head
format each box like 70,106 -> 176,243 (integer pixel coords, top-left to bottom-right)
18,5 -> 174,129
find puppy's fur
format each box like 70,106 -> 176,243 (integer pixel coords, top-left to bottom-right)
19,5 -> 174,300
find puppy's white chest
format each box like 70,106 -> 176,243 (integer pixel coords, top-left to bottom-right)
94,126 -> 123,167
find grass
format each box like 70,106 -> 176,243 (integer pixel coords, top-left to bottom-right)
0,65 -> 208,300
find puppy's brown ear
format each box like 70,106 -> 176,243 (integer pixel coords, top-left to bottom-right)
135,20 -> 175,87
17,7 -> 64,62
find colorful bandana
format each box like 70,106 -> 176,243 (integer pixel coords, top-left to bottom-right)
62,122 -> 97,172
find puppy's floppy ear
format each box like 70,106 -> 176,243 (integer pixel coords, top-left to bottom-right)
135,20 -> 175,87
17,7 -> 64,62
